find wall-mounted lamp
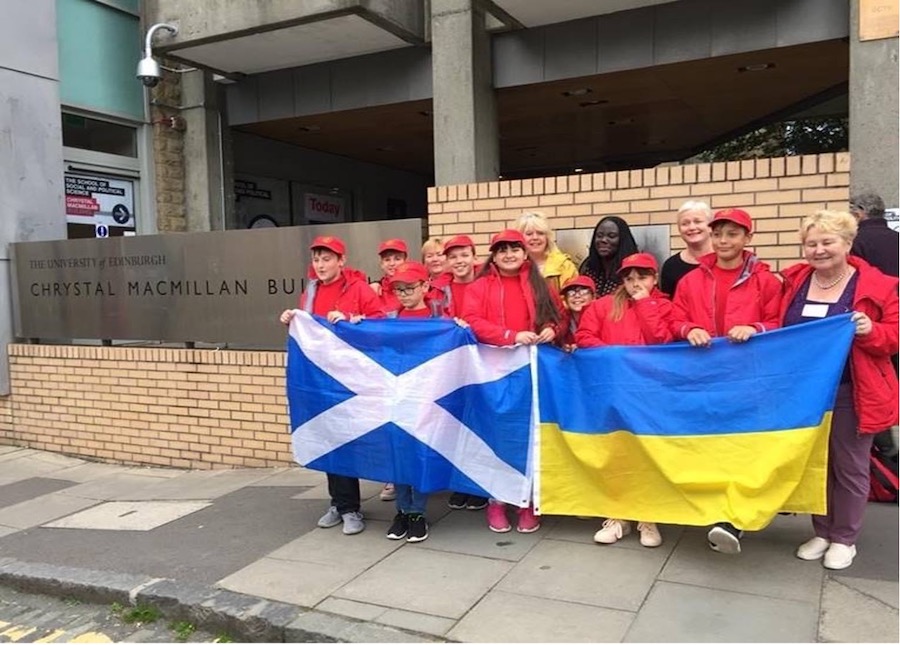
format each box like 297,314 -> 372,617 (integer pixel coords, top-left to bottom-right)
136,23 -> 178,88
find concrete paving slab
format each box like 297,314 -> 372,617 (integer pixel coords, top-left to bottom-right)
43,501 -> 212,531
497,539 -> 665,612
834,574 -> 899,609
448,588 -> 634,643
545,515 -> 684,556
28,451 -> 86,467
218,556 -> 357,607
829,503 -> 899,582
111,470 -> 276,501
625,580 -> 818,642
660,531 -> 824,603
418,507 -> 543,562
290,483 -> 331,501
0,457 -> 77,486
266,519 -> 401,569
0,525 -> 19,538
122,466 -> 184,479
818,577 -> 899,643
316,597 -> 387,622
0,492 -> 100,529
246,468 -> 327,487
56,473 -> 182,501
50,463 -> 130,483
334,546 -> 513,619
376,607 -> 456,637
0,448 -> 37,462
0,478 -> 77,509
0,445 -> 25,456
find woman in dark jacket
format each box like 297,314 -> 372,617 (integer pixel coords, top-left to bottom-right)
579,216 -> 639,297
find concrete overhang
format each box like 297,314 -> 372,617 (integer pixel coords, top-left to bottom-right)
143,0 -> 425,75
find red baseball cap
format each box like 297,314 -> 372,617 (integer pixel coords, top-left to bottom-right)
711,208 -> 753,232
443,235 -> 476,253
489,229 -> 528,251
390,261 -> 429,285
378,238 -> 409,255
617,252 -> 659,274
561,275 -> 596,294
310,235 -> 346,256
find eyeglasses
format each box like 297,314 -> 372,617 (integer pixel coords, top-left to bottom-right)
392,283 -> 422,296
564,287 -> 593,298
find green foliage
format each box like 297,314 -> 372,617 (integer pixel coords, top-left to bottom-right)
170,620 -> 197,642
213,633 -> 235,643
110,602 -> 161,624
695,116 -> 848,162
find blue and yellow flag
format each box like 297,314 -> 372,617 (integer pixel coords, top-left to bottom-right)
536,314 -> 855,530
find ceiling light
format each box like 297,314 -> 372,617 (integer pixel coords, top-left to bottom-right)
574,168 -> 584,173
562,88 -> 592,97
738,63 -> 775,72
579,99 -> 608,108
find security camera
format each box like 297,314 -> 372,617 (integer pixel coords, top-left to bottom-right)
137,56 -> 162,87
137,23 -> 177,88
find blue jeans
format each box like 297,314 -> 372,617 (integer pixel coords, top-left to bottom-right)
395,484 -> 429,515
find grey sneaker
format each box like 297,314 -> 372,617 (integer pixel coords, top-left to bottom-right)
317,506 -> 341,529
341,511 -> 365,535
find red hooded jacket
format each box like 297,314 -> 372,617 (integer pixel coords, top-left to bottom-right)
575,289 -> 674,347
780,256 -> 899,433
461,262 -> 564,346
671,251 -> 782,338
298,267 -> 385,318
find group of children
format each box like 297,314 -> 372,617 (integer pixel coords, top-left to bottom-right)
281,207 -> 783,552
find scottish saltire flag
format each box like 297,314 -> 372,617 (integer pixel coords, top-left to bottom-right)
287,311 -> 534,506
535,314 -> 856,530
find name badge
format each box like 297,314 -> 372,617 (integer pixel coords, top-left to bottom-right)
801,303 -> 829,318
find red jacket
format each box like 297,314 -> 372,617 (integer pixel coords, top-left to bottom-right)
375,275 -> 402,314
780,256 -> 899,432
671,251 -> 782,338
299,267 -> 385,318
576,289 -> 674,347
461,262 -> 564,346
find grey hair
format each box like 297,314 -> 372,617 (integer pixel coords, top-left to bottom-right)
850,192 -> 886,219
677,200 -> 712,221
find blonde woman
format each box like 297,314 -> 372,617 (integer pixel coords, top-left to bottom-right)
421,237 -> 447,279
659,200 -> 713,297
780,210 -> 899,570
515,211 -> 578,293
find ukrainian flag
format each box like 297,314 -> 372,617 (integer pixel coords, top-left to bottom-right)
536,314 -> 855,530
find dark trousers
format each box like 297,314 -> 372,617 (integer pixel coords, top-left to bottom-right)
327,474 -> 360,514
812,384 -> 874,545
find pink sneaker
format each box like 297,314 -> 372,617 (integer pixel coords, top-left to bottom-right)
486,501 -> 511,533
516,505 -> 541,533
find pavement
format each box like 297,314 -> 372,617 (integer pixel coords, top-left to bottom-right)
0,445 -> 896,643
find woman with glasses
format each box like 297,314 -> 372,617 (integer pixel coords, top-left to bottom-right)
579,216 -> 640,296
575,252 -> 674,549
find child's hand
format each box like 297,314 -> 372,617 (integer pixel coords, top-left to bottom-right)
563,343 -> 577,353
686,327 -> 712,347
726,325 -> 756,343
279,309 -> 294,325
454,317 -> 469,329
630,283 -> 649,301
327,311 -> 347,323
349,315 -> 365,324
536,327 -> 556,344
515,331 -> 539,345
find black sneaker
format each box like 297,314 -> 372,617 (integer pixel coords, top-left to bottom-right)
465,495 -> 488,510
707,522 -> 743,554
448,492 -> 468,510
386,513 -> 408,540
406,514 -> 429,542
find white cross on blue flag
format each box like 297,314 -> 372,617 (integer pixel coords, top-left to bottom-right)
287,312 -> 535,506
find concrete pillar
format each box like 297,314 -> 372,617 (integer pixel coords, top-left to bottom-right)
431,0 -> 499,186
182,70 -> 232,231
848,0 -> 899,206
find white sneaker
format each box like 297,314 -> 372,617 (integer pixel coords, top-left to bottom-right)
594,519 -> 631,544
823,543 -> 856,570
637,522 -> 662,548
317,505 -> 341,529
341,511 -> 365,535
796,536 -> 830,561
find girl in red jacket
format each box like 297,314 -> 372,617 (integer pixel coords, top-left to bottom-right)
559,275 -> 596,350
461,229 -> 564,533
574,252 -> 672,548
781,210 -> 899,570
671,208 -> 782,556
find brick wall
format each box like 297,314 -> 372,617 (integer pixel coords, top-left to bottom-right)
0,345 -> 291,469
426,153 -> 850,271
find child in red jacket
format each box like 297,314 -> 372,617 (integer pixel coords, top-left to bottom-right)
670,208 -> 782,555
559,275 -> 596,350
574,252 -> 672,548
461,229 -> 564,534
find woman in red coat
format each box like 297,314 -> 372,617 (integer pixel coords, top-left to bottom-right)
462,229 -> 564,534
781,210 -> 899,571
574,252 -> 672,548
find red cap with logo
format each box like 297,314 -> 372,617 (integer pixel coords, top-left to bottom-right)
617,252 -> 659,275
390,261 -> 429,285
443,235 -> 476,253
561,275 -> 596,294
309,235 -> 346,256
378,238 -> 409,255
710,208 -> 753,232
489,229 -> 528,251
